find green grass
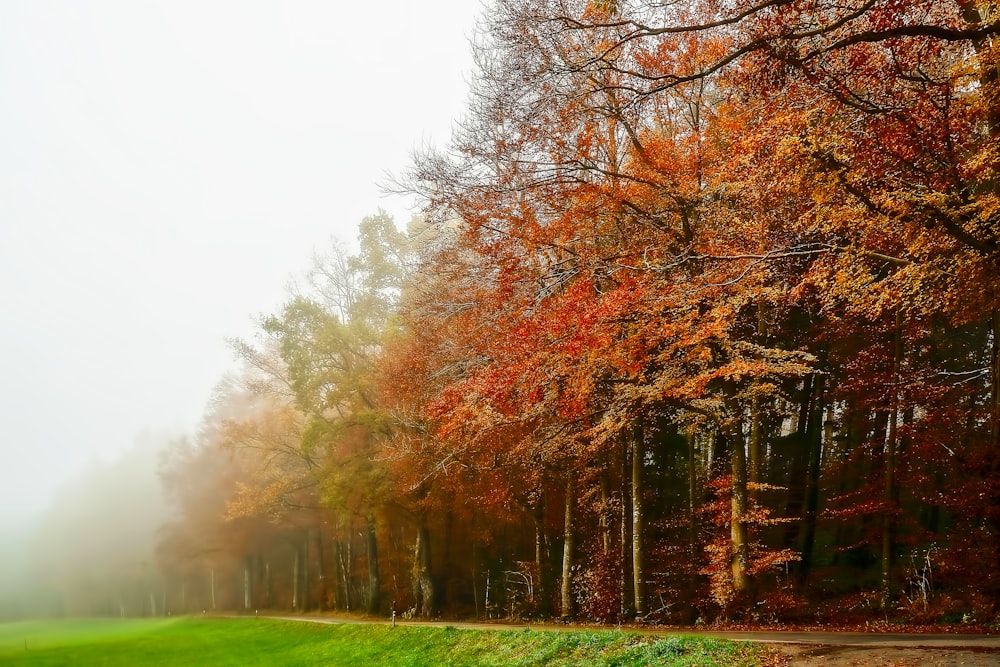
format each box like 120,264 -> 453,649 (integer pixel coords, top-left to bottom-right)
0,618 -> 779,666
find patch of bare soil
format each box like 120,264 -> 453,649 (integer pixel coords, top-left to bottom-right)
779,644 -> 1000,667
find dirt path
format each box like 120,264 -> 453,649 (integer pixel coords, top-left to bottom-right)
263,614 -> 1000,666
779,644 -> 1000,666
695,629 -> 1000,665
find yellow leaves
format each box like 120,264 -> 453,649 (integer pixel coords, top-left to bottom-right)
809,174 -> 841,206
224,479 -> 292,522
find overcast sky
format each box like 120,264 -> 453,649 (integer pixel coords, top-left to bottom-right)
0,1 -> 480,523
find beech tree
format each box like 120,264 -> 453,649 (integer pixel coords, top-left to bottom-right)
145,0 -> 1000,626
394,0 -> 1000,621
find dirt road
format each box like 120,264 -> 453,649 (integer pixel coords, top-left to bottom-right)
779,643 -> 1000,666
686,629 -> 1000,665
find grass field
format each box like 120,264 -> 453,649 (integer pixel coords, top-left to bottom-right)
0,617 -> 781,666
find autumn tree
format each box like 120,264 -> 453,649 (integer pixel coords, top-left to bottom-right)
150,0 -> 1000,625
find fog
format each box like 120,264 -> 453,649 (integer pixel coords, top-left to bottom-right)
0,432 -> 174,619
0,1 -> 478,537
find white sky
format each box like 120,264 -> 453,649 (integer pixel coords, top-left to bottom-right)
0,1 -> 480,522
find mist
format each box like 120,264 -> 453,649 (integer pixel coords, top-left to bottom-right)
0,431 -> 174,619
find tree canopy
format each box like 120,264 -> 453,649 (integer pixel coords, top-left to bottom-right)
31,0 -> 1000,627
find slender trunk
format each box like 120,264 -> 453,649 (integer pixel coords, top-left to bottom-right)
243,561 -> 251,610
292,550 -> 300,611
687,429 -> 700,621
561,475 -> 575,619
533,496 -> 551,617
472,527 -> 480,619
881,310 -> 903,611
366,517 -> 381,614
991,308 -> 1000,451
412,523 -> 434,618
303,534 -> 310,611
689,430 -> 699,562
340,539 -> 352,611
749,394 -> 764,500
332,540 -> 341,610
990,308 -> 1000,593
631,421 -> 647,619
535,518 -> 544,587
600,470 -> 612,555
783,377 -> 814,549
484,569 -> 492,619
315,529 -> 326,611
728,416 -> 752,595
210,568 -> 216,611
797,375 -> 826,583
443,510 -> 453,613
749,301 -> 769,499
265,561 -> 272,609
620,436 -> 633,619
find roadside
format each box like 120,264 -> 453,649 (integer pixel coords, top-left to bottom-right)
780,644 -> 1000,666
261,614 -> 1000,666
688,628 -> 1000,666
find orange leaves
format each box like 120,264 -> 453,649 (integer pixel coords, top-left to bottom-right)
702,475 -> 801,607
383,0 -> 1000,622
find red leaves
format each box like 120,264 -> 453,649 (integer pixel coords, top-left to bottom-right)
386,0 -> 1000,623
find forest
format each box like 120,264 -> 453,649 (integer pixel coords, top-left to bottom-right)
21,0 -> 1000,627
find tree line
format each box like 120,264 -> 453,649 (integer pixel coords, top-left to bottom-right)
37,0 -> 1000,625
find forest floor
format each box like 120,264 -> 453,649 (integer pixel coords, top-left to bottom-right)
267,614 -> 1000,666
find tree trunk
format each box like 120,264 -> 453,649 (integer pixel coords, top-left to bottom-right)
366,517 -> 382,614
727,417 -> 752,595
687,429 -> 700,621
881,310 -> 903,611
339,538 -> 352,611
303,534 -> 310,611
561,475 -> 576,619
797,375 -> 826,584
631,421 -> 647,619
315,529 -> 327,611
472,527 -> 480,619
533,496 -> 552,618
264,561 -> 272,609
599,470 -> 612,556
749,394 -> 764,500
243,561 -> 251,610
991,308 -> 1000,451
412,523 -> 435,618
751,300 -> 771,496
782,376 -> 813,550
619,436 -> 634,619
292,549 -> 300,611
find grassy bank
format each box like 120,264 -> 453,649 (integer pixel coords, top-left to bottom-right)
0,617 -> 781,666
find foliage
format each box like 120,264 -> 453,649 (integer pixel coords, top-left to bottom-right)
82,0 -> 1000,628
